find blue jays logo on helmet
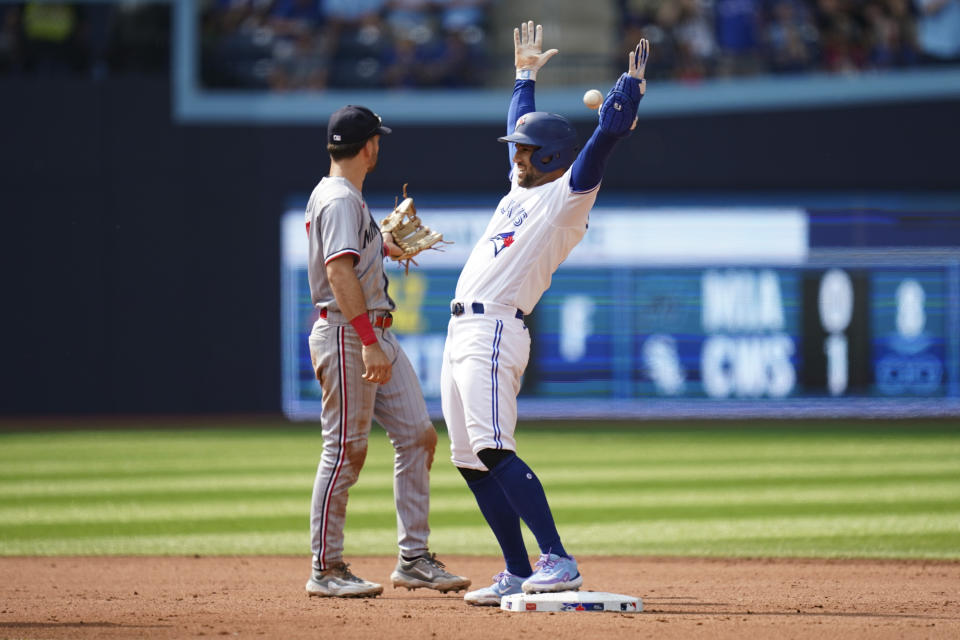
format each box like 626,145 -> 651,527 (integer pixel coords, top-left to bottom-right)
491,231 -> 515,256
498,112 -> 578,173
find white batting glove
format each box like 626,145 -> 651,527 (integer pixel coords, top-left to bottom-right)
514,20 -> 558,81
627,39 -> 649,130
628,39 -> 650,86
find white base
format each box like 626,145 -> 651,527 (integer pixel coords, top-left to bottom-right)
500,590 -> 642,613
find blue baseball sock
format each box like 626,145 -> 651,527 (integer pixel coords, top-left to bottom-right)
465,473 -> 532,578
489,454 -> 569,559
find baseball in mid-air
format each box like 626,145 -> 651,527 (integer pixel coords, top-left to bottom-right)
583,89 -> 603,110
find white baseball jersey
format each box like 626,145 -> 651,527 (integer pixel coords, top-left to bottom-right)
454,170 -> 599,315
443,170 -> 600,470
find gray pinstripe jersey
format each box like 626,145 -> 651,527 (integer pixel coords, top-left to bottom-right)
303,176 -> 434,570
305,176 -> 395,313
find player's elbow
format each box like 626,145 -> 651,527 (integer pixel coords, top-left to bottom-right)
325,255 -> 358,283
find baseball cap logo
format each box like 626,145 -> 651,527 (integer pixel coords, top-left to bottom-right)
327,105 -> 392,145
516,116 -> 526,127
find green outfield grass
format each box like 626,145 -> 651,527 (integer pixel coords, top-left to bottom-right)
1,420 -> 958,559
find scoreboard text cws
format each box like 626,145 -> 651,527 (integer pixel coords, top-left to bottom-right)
532,266 -> 954,400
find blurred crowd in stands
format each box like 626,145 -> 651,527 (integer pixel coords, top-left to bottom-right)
0,2 -> 169,76
1,0 -> 958,87
201,0 -> 492,89
621,0 -> 960,82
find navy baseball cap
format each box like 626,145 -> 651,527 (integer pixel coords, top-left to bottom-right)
327,105 -> 392,145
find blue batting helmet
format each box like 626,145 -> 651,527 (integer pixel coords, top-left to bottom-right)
498,112 -> 578,172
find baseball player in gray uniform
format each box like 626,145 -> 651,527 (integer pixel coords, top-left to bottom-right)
441,22 -> 650,605
303,104 -> 469,598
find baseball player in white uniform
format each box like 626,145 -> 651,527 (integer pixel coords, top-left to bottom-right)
303,104 -> 469,598
441,22 -> 650,605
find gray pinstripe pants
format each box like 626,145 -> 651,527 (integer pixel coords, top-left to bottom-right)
308,320 -> 436,570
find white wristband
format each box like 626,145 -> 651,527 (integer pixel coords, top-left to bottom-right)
516,68 -> 536,81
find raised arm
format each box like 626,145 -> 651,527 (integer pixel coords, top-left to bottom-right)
570,39 -> 650,193
505,21 -> 557,168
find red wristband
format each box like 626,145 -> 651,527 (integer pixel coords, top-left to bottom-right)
349,313 -> 378,346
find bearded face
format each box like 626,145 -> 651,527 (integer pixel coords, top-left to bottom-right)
513,143 -> 563,188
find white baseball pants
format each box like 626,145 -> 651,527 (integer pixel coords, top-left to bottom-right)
441,303 -> 530,471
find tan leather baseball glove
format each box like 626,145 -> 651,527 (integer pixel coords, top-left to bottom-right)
380,184 -> 449,272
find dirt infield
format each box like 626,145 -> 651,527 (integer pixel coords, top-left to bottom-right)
2,556 -> 958,639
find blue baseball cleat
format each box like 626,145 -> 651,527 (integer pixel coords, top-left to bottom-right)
463,570 -> 525,606
521,553 -> 583,593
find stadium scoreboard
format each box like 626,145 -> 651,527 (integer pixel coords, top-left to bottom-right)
281,208 -> 959,419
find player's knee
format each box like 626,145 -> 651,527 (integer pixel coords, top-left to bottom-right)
420,424 -> 437,469
344,440 -> 368,470
393,423 -> 437,468
457,466 -> 490,483
476,448 -> 516,472
392,423 -> 436,451
421,424 -> 438,453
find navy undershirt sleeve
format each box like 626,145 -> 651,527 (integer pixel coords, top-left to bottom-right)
569,126 -> 621,193
506,79 -> 536,170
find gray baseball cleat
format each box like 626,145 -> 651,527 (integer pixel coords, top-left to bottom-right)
463,571 -> 525,606
390,552 -> 471,593
306,562 -> 383,598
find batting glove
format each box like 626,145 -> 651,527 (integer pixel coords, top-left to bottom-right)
598,39 -> 649,136
514,20 -> 558,81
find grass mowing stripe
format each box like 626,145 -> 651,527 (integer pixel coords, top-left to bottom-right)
4,482 -> 957,516
4,503 -> 958,540
2,429 -> 956,461
0,532 -> 328,556
0,499 -> 317,524
0,464 -> 321,482
529,447 -> 960,467
0,488 -> 313,508
2,517 -> 321,540
4,475 -> 959,521
4,446 -> 959,478
3,471 -> 956,503
534,460 -> 960,482
560,514 -> 960,546
549,481 -> 960,507
5,481 -> 959,525
1,524 -> 956,559
547,502 -> 960,524
558,532 -> 960,558
3,496 -> 957,532
2,458 -> 956,498
542,472 -> 960,492
478,440 -> 948,464
0,529 -> 473,557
